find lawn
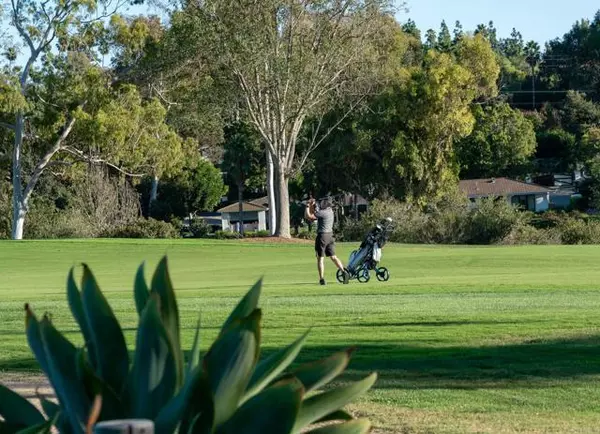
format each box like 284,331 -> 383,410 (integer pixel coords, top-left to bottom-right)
1,239 -> 600,433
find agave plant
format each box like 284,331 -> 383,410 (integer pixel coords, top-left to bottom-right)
0,257 -> 377,433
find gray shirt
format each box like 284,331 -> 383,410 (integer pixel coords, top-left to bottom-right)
315,207 -> 334,233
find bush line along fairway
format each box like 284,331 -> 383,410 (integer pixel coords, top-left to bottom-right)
2,240 -> 600,433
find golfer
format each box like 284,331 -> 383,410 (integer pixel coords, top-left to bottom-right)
305,197 -> 350,285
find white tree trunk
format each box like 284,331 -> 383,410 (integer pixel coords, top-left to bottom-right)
149,175 -> 159,217
274,164 -> 291,238
266,151 -> 276,235
12,202 -> 26,240
11,113 -> 25,240
238,181 -> 245,236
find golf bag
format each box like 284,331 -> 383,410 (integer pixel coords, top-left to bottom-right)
337,217 -> 393,283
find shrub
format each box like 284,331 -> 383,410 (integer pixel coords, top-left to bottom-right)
557,217 -> 600,244
296,228 -> 316,240
25,202 -> 96,239
245,229 -> 270,238
103,218 -> 180,239
0,258 -> 377,433
501,223 -> 562,245
214,230 -> 242,239
186,217 -> 212,238
464,198 -> 526,244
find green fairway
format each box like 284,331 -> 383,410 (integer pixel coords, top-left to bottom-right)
2,240 -> 600,433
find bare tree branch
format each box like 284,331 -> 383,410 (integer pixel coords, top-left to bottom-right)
0,122 -> 15,131
62,147 -> 146,178
22,115 -> 77,206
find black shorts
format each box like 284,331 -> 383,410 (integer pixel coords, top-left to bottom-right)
315,232 -> 335,257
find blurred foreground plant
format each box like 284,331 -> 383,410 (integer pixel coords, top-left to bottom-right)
0,257 -> 377,433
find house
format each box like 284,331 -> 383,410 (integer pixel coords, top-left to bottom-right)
248,196 -> 272,231
217,201 -> 267,232
459,177 -> 551,212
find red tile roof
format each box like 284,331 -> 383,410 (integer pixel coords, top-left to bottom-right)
459,178 -> 550,197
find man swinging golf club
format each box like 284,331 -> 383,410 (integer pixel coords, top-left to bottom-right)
305,196 -> 350,285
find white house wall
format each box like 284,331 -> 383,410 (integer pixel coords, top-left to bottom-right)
535,193 -> 550,212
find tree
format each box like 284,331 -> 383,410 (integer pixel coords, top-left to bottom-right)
70,84 -> 200,219
139,158 -> 228,221
437,20 -> 452,52
382,35 -> 500,201
535,128 -> 577,173
0,0 -> 142,239
109,14 -> 227,210
456,101 -> 537,179
188,0 -> 400,237
525,41 -> 541,109
542,12 -> 600,93
559,91 -> 600,138
221,121 -> 265,235
424,29 -> 437,50
453,21 -> 464,44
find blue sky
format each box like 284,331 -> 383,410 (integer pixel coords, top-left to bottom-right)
402,0 -> 599,46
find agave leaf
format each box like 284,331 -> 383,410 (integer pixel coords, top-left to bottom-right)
150,256 -> 183,387
243,330 -> 309,403
303,419 -> 371,434
66,268 -> 97,369
292,373 -> 377,433
220,278 -> 262,334
204,309 -> 260,429
25,309 -> 73,433
39,316 -> 91,433
216,377 -> 304,434
75,348 -> 124,421
24,305 -> 49,375
0,382 -> 45,428
289,349 -> 354,393
36,392 -> 73,434
80,264 -> 129,396
37,393 -> 59,420
129,295 -> 178,420
156,367 -> 213,434
134,262 -> 150,317
186,315 -> 202,376
315,410 -> 354,423
14,415 -> 58,434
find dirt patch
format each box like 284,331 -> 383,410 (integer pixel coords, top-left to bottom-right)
1,373 -> 54,416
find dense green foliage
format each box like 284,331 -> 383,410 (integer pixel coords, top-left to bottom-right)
3,3 -> 600,240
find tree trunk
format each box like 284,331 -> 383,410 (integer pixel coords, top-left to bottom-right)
12,202 -> 26,240
354,193 -> 359,220
274,164 -> 291,238
149,175 -> 159,218
266,151 -> 276,235
11,113 -> 25,240
238,181 -> 245,236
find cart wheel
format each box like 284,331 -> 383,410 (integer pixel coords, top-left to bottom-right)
336,268 -> 346,283
357,269 -> 370,283
376,267 -> 390,282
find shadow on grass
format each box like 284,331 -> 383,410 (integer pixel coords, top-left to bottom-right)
293,334 -> 600,390
5,334 -> 600,390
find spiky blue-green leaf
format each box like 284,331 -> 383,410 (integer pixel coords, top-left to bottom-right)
81,264 -> 129,396
204,309 -> 260,429
129,295 -> 178,420
292,373 -> 377,433
217,377 -> 304,434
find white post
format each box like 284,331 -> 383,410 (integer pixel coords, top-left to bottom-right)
94,420 -> 154,433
